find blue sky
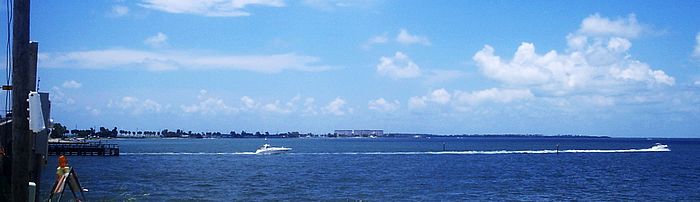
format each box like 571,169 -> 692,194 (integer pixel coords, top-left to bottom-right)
2,0 -> 700,137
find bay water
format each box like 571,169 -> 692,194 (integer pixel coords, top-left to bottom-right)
40,138 -> 700,201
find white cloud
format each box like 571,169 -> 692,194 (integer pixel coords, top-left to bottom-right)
50,86 -> 75,106
302,0 -> 350,11
429,88 -> 451,104
407,89 -> 450,111
362,33 -> 388,49
109,96 -> 164,115
454,88 -> 534,105
693,32 -> 700,59
396,29 -> 431,46
302,97 -> 318,116
472,14 -> 674,96
323,97 -> 349,116
139,0 -> 285,17
376,52 -> 421,79
181,90 -> 237,115
180,92 -> 316,115
240,96 -> 257,109
109,5 -> 130,17
62,80 -> 82,89
302,0 -> 335,10
142,99 -> 163,113
181,97 -> 235,115
39,49 -> 331,73
85,106 -> 101,116
695,80 -> 700,86
608,61 -> 674,86
408,96 -> 427,110
260,96 -> 300,114
578,13 -> 645,38
368,98 -> 399,112
303,0 -> 375,10
363,29 -> 430,48
145,32 -> 168,48
262,101 -> 290,114
235,95 -> 314,114
408,88 -> 533,111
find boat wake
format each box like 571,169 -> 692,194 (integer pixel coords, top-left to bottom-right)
121,152 -> 257,156
120,144 -> 669,156
298,144 -> 670,155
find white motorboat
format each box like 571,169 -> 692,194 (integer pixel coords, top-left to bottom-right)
255,144 -> 292,154
651,143 -> 669,150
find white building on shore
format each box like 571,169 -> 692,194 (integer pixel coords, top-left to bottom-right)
334,129 -> 383,137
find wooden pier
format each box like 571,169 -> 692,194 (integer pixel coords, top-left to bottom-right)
48,142 -> 120,156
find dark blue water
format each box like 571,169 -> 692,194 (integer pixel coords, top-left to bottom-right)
40,138 -> 700,201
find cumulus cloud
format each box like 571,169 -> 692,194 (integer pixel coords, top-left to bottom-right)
262,101 -> 289,113
260,96 -> 301,114
396,29 -> 431,46
302,97 -> 318,116
362,29 -> 430,48
693,32 -> 700,59
240,96 -> 258,109
50,86 -> 75,106
408,88 -> 533,111
109,96 -> 164,115
473,13 -> 673,96
362,33 -> 388,49
39,49 -> 331,73
608,61 -> 674,85
86,106 -> 101,116
407,88 -> 450,110
181,90 -> 237,115
454,88 -> 534,105
139,0 -> 285,17
62,80 -> 82,89
376,52 -> 422,79
180,91 -> 317,116
368,98 -> 400,112
303,0 -> 376,10
109,5 -> 130,17
145,32 -> 168,48
407,96 -> 427,110
323,97 -> 349,116
302,0 -> 354,11
429,89 -> 451,104
577,13 -> 645,38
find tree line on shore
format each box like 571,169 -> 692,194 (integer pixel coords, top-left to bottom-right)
49,123 -> 607,139
49,123 -> 314,139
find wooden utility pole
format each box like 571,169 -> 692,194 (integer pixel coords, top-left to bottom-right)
11,0 -> 32,201
28,42 -> 41,202
29,42 -> 43,202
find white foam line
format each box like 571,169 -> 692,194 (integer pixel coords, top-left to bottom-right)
295,146 -> 670,155
120,146 -> 669,156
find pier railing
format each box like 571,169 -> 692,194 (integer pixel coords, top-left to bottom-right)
48,142 -> 120,156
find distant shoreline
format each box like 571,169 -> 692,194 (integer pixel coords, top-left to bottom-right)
384,133 -> 610,139
66,133 -> 613,140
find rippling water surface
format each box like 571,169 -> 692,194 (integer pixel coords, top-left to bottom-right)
40,138 -> 700,201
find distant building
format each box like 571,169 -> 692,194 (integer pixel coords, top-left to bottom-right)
333,129 -> 383,137
354,130 -> 383,137
334,130 -> 353,137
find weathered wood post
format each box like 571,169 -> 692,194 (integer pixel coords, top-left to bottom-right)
11,0 -> 32,201
28,42 -> 43,202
